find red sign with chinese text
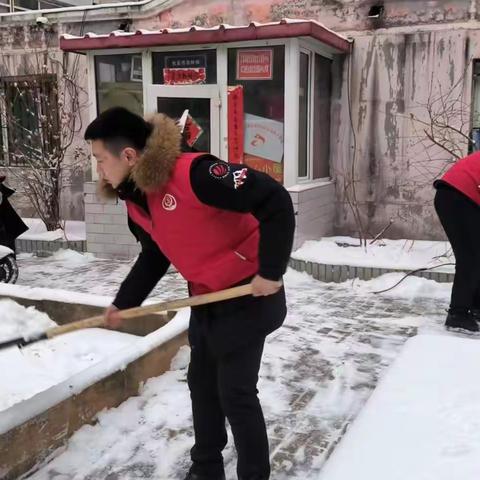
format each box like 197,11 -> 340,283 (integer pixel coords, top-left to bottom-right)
163,54 -> 207,85
227,86 -> 244,164
236,49 -> 273,80
163,68 -> 206,85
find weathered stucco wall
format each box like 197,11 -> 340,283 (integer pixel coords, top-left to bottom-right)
150,0 -> 477,31
330,25 -> 480,240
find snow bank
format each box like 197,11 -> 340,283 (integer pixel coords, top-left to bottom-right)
285,268 -> 452,302
319,334 -> 480,480
349,272 -> 452,300
0,282 -> 114,308
19,219 -> 86,242
293,237 -> 454,273
0,329 -> 139,412
0,299 -> 140,412
48,249 -> 95,264
0,308 -> 190,434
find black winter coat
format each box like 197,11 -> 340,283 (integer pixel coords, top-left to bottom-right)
0,177 -> 28,251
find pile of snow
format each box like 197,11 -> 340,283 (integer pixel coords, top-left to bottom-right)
349,272 -> 452,300
19,218 -> 86,242
293,237 -> 454,273
319,334 -> 480,480
0,299 -> 57,341
285,268 -> 452,302
0,308 -> 190,433
0,299 -> 139,412
49,249 -> 95,265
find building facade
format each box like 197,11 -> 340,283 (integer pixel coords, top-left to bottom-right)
1,0 -> 480,256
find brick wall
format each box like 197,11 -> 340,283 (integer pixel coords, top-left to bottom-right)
84,182 -> 140,259
289,182 -> 335,250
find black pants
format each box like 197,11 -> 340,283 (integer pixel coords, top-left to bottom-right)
434,186 -> 480,312
187,284 -> 286,480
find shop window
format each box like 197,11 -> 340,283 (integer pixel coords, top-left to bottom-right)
152,50 -> 217,85
0,74 -> 59,166
228,45 -> 285,183
94,54 -> 143,116
298,51 -> 331,180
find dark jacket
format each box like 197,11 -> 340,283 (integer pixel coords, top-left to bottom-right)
0,177 -> 28,251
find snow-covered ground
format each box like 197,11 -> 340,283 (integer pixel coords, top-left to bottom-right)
319,334 -> 480,480
0,250 -> 458,479
0,299 -> 139,412
293,237 -> 454,273
19,218 -> 86,242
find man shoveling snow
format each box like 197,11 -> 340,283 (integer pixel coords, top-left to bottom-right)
84,107 -> 295,480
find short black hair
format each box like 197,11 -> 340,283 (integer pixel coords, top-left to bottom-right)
84,107 -> 153,154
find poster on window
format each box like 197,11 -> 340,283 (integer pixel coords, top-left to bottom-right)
163,55 -> 207,85
243,113 -> 283,163
236,49 -> 273,80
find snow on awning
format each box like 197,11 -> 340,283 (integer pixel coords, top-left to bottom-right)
60,19 -> 352,54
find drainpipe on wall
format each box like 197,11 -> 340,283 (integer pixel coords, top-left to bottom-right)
470,0 -> 477,20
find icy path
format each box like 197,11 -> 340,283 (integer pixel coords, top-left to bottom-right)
12,252 -> 452,480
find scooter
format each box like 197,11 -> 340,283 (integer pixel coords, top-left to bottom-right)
0,176 -> 28,283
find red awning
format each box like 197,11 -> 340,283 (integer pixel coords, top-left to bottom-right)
60,19 -> 351,54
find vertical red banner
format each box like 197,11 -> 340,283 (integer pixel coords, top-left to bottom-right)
227,85 -> 244,164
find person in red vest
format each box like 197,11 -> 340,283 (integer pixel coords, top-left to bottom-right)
84,107 -> 295,480
434,150 -> 480,333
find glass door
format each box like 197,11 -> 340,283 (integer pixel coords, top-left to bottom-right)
146,85 -> 221,156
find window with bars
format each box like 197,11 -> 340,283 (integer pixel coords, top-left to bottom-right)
0,74 -> 59,167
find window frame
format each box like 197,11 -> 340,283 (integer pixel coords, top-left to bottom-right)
0,73 -> 59,167
297,40 -> 333,184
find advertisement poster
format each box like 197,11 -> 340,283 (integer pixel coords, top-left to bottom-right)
243,113 -> 284,182
236,49 -> 273,80
243,113 -> 283,163
163,55 -> 207,85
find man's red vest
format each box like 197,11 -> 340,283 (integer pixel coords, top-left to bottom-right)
126,153 -> 259,294
440,151 -> 480,205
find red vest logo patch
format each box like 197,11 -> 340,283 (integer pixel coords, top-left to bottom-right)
209,162 -> 230,179
162,193 -> 177,211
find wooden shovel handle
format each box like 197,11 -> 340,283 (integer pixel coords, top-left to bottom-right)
46,283 -> 253,339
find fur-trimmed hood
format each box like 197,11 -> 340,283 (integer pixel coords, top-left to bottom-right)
98,113 -> 182,199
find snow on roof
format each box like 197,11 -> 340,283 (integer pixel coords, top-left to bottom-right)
60,18 -> 352,53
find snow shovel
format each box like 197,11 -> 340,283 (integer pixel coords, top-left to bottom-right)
0,283 -> 253,351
